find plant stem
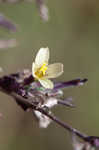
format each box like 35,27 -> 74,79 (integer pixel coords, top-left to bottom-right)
0,89 -> 87,141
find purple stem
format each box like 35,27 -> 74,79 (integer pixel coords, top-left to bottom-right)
54,78 -> 88,90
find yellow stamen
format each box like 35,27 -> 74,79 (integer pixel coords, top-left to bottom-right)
39,63 -> 47,75
35,63 -> 47,78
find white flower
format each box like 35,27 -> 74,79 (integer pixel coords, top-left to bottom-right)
32,47 -> 63,89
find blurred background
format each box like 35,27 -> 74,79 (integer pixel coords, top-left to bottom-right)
0,0 -> 99,149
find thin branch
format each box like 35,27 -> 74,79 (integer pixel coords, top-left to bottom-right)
0,73 -> 94,147
37,107 -> 87,140
0,88 -> 87,141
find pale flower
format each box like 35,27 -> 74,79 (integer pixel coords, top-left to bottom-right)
32,47 -> 63,89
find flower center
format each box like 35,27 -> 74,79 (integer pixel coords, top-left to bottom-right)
35,63 -> 48,78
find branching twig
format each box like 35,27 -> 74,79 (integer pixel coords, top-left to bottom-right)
0,73 -> 98,148
0,88 -> 87,140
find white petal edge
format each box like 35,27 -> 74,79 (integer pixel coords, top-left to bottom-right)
32,62 -> 37,78
45,63 -> 63,78
34,111 -> 51,128
39,79 -> 54,89
35,47 -> 49,67
43,97 -> 58,108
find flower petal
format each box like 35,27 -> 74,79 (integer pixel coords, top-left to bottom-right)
32,62 -> 38,78
39,79 -> 54,89
35,47 -> 49,67
45,63 -> 63,78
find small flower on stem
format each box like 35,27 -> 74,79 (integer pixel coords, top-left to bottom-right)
32,48 -> 63,89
